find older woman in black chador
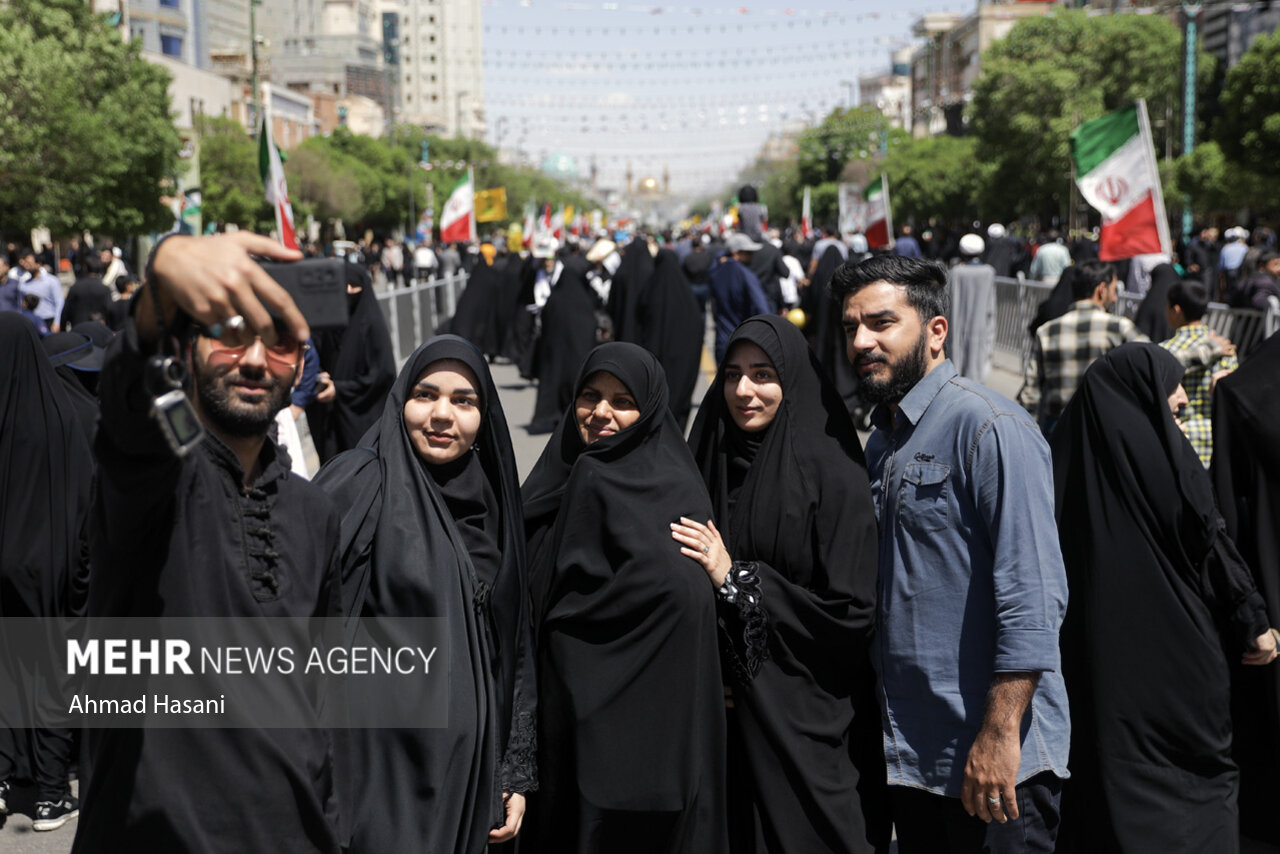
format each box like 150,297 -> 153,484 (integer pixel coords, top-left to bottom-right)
1050,342 -> 1277,854
315,335 -> 536,853
675,315 -> 888,854
522,342 -> 727,854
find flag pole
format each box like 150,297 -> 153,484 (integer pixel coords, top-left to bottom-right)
1135,99 -> 1173,258
881,173 -> 894,247
468,167 -> 477,243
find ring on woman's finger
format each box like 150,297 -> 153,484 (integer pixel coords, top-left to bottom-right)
701,545 -> 710,555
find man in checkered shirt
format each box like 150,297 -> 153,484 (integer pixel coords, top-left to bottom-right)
1018,260 -> 1147,436
1160,278 -> 1237,467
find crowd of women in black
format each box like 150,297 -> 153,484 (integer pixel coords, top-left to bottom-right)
2,229 -> 1279,854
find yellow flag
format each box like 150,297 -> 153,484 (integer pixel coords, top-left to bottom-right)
475,188 -> 508,223
563,205 -> 575,225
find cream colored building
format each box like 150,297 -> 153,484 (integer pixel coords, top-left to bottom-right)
379,0 -> 485,138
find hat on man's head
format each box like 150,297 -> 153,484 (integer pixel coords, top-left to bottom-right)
849,234 -> 869,254
585,239 -> 617,264
726,233 -> 763,254
987,223 -> 1006,240
959,234 -> 986,257
42,332 -> 104,372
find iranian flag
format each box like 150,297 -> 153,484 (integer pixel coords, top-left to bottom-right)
258,117 -> 298,250
864,175 -> 892,250
1071,100 -> 1171,262
801,186 -> 812,238
440,172 -> 475,243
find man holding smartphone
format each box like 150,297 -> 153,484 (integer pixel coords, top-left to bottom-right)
74,232 -> 345,853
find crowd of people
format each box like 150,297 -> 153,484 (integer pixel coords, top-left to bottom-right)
1,193 -> 1279,854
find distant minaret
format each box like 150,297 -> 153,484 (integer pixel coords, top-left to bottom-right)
626,161 -> 633,195
662,164 -> 670,195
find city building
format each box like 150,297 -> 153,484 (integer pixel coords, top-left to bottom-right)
126,0 -> 198,65
378,0 -> 485,138
1201,1 -> 1280,70
257,0 -> 393,133
909,0 -> 1055,138
858,46 -> 913,132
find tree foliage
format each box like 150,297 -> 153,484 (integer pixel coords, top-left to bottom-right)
969,9 -> 1194,223
0,0 -> 181,236
198,116 -> 273,231
1175,141 -> 1280,215
1215,29 -> 1280,179
882,136 -> 989,225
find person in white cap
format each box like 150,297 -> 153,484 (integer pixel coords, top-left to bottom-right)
984,223 -> 1022,278
948,234 -> 998,382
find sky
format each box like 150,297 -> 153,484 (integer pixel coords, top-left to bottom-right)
479,0 -> 973,199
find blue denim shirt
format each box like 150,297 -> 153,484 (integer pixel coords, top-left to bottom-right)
865,360 -> 1069,796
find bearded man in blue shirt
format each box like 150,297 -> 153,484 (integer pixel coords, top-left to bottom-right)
833,255 -> 1069,854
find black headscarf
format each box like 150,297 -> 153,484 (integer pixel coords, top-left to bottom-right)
1133,262 -> 1180,342
521,342 -> 726,851
1211,331 -> 1280,844
0,313 -> 93,620
641,248 -> 703,430
606,243 -> 655,344
527,264 -> 599,434
308,263 -> 396,463
448,257 -> 505,357
687,315 -> 887,852
314,334 -> 535,853
1029,264 -> 1078,334
1051,342 -> 1269,853
810,246 -> 860,411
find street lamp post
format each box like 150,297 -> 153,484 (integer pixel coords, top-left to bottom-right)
1181,3 -> 1201,240
249,0 -> 262,129
455,90 -> 469,139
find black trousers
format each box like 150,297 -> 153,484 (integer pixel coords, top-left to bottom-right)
890,772 -> 1062,854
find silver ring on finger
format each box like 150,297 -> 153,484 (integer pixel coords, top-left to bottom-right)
225,314 -> 247,333
702,545 -> 710,555
986,795 -> 1002,806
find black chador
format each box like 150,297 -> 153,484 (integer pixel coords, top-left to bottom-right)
315,335 -> 536,854
522,343 -> 728,854
688,315 -> 888,854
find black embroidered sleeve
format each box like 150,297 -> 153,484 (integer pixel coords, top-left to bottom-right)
716,560 -> 769,684
497,687 -> 538,794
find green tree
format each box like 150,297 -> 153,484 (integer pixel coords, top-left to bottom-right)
0,0 -> 180,235
1215,30 -> 1280,179
1175,141 -> 1280,216
970,10 -> 1201,224
197,116 -> 273,230
796,106 -> 891,187
882,136 -> 989,225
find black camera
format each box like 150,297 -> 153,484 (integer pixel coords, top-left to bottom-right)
256,258 -> 352,330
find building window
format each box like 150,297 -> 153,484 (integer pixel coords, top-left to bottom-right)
159,0 -> 179,7
428,15 -> 436,23
406,74 -> 412,83
429,54 -> 436,63
431,94 -> 439,102
430,74 -> 437,82
407,95 -> 412,103
160,34 -> 183,56
429,35 -> 435,43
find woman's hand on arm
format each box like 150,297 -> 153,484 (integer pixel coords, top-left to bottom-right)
671,517 -> 732,587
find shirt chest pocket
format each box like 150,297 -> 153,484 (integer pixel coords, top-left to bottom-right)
898,461 -> 951,535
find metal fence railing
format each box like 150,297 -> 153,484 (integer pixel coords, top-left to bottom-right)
374,272 -> 468,366
995,277 -> 1280,378
1115,291 -> 1279,358
993,276 -> 1055,375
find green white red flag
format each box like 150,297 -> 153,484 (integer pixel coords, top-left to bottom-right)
864,175 -> 892,250
257,117 -> 298,251
801,186 -> 812,238
440,171 -> 476,243
1070,100 -> 1171,262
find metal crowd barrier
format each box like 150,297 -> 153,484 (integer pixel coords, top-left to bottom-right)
994,277 -> 1279,378
374,271 -> 468,366
992,276 -> 1055,375
1115,291 -> 1277,357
